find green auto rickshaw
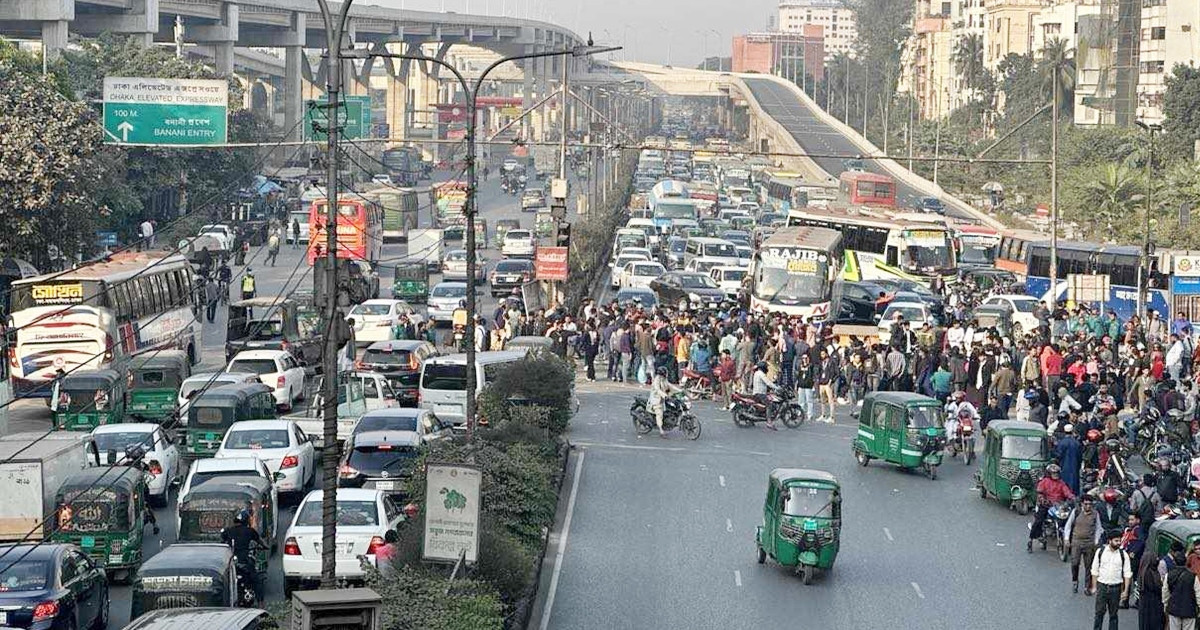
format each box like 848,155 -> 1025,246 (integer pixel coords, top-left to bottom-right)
755,468 -> 841,585
52,369 -> 127,431
177,476 -> 274,575
52,468 -> 152,579
974,420 -> 1050,515
392,261 -> 429,304
128,351 -> 191,424
130,543 -> 239,620
852,391 -> 946,479
182,382 -> 277,458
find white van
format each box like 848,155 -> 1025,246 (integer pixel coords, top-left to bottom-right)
683,237 -> 741,269
418,351 -> 526,426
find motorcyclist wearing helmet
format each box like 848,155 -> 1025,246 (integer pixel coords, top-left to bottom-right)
751,361 -> 780,431
647,366 -> 683,438
1028,463 -> 1075,552
1097,488 -> 1127,533
943,391 -> 979,447
221,509 -> 266,577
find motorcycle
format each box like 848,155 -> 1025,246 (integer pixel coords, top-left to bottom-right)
1037,501 -> 1072,562
630,392 -> 701,440
945,414 -> 976,465
730,388 -> 804,429
679,367 -> 716,400
235,558 -> 259,607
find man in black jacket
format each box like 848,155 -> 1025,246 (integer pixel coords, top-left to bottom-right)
1162,544 -> 1200,629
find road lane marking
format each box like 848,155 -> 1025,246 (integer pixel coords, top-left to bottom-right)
719,475 -> 727,487
734,570 -> 743,587
911,582 -> 925,599
726,518 -> 733,533
573,442 -> 686,452
539,451 -> 585,630
883,527 -> 893,542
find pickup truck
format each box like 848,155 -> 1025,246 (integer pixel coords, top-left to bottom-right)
224,296 -> 323,367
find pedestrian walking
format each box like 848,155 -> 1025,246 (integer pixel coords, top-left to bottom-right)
139,219 -> 155,250
266,232 -> 280,267
1091,529 -> 1132,630
291,218 -> 301,249
241,269 -> 256,301
204,279 -> 219,323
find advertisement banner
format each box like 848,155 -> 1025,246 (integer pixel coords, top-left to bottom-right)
423,463 -> 481,564
535,246 -> 569,281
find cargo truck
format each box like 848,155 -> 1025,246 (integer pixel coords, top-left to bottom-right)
408,228 -> 445,272
0,432 -> 97,541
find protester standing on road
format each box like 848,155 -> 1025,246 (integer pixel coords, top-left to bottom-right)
204,279 -> 220,323
1163,543 -> 1200,630
266,231 -> 280,266
1091,529 -> 1132,630
291,219 -> 301,249
241,269 -> 256,301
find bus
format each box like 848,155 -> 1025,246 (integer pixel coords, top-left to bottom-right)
649,180 -> 699,232
8,253 -> 200,398
750,226 -> 844,319
786,207 -> 955,284
954,224 -> 1001,268
434,180 -> 468,225
838,171 -> 897,208
1025,241 -> 1167,319
371,186 -> 426,242
307,197 -> 384,265
995,229 -> 1049,276
762,171 -> 810,213
381,146 -> 421,186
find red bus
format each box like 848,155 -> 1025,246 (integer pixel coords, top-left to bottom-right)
838,171 -> 896,207
307,198 -> 384,265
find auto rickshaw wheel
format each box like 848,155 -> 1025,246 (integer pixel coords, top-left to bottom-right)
1015,499 -> 1029,516
801,565 -> 815,585
926,464 -> 937,480
757,545 -> 766,564
977,484 -> 987,499
855,451 -> 870,467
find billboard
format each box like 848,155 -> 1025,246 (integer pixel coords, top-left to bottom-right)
423,463 -> 482,564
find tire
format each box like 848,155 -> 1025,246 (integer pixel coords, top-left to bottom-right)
978,484 -> 987,499
926,464 -> 938,480
963,443 -> 973,465
856,451 -> 870,467
801,565 -> 815,585
732,409 -> 750,428
781,407 -> 802,428
682,415 -> 701,440
1015,499 -> 1029,516
632,410 -> 653,435
90,590 -> 109,630
284,578 -> 298,599
757,545 -> 766,564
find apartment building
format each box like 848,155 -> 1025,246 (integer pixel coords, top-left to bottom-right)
732,27 -> 827,83
983,0 -> 1048,70
1137,0 -> 1200,124
778,0 -> 858,58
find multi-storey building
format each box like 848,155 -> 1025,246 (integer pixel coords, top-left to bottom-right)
778,0 -> 858,59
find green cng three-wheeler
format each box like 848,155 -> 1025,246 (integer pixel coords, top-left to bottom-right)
128,351 -> 190,424
52,468 -> 152,579
176,475 -> 275,575
974,420 -> 1050,515
755,468 -> 841,585
52,369 -> 127,431
852,391 -> 946,480
130,543 -> 239,620
392,261 -> 429,304
182,382 -> 277,458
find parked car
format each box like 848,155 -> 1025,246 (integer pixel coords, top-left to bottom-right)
198,224 -> 235,251
225,349 -> 306,411
282,489 -> 408,593
649,271 -> 726,310
877,301 -> 936,345
91,423 -> 181,506
709,266 -> 747,299
614,287 -> 658,310
215,419 -> 316,496
501,229 -> 537,259
346,299 -> 422,345
426,281 -> 469,324
981,294 -> 1042,336
489,259 -> 534,297
0,544 -> 109,630
354,340 -> 440,406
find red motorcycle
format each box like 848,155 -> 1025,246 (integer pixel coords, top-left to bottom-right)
679,367 -> 716,400
945,413 -> 976,465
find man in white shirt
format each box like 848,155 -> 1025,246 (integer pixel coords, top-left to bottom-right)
1090,529 -> 1132,630
946,321 -> 965,352
139,220 -> 155,248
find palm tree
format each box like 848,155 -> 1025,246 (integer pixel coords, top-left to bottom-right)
1079,163 -> 1141,238
1038,37 -> 1076,117
952,33 -> 986,95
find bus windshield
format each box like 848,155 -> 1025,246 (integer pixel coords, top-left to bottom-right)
903,229 -> 953,269
753,265 -> 828,305
654,202 -> 697,221
959,242 -> 997,265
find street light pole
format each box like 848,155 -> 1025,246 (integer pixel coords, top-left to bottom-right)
1136,119 -> 1161,316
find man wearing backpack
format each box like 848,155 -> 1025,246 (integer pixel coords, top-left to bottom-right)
1091,529 -> 1132,630
1129,474 -> 1161,540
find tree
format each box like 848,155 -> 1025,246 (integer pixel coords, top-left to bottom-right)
1076,163 -> 1142,238
1162,64 -> 1200,159
952,33 -> 987,95
0,40 -> 107,266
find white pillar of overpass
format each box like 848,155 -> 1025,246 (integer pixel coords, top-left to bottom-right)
189,1 -> 239,76
86,0 -> 158,47
280,13 -> 306,142
383,44 -> 411,143
41,19 -> 68,62
521,54 -> 535,143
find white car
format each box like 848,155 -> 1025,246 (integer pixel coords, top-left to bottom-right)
624,218 -> 660,247
620,261 -> 666,290
347,299 -> 422,344
878,301 -> 935,345
283,488 -> 408,592
198,224 -> 235,250
178,456 -> 278,539
609,252 -> 651,288
685,257 -> 729,275
501,229 -> 537,259
286,210 -> 310,244
225,349 -> 307,410
215,420 -> 316,495
371,174 -> 393,186
426,281 -> 468,324
981,294 -> 1041,335
710,266 -> 747,299
177,371 -> 260,418
441,249 -> 486,284
91,423 -> 181,506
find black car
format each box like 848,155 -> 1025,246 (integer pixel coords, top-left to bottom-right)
0,544 -> 108,630
649,271 -> 727,310
663,237 -> 687,269
615,287 -> 658,310
833,281 -> 887,324
338,430 -> 422,495
356,340 -> 439,406
489,259 -> 534,297
915,196 -> 946,214
872,279 -> 946,319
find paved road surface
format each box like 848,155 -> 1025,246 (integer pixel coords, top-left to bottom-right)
533,382 -> 1137,629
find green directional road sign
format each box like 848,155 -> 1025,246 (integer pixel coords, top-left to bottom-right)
304,96 -> 371,141
102,77 -> 228,146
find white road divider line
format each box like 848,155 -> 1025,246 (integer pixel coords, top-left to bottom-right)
726,518 -> 733,533
734,570 -> 743,587
883,527 -> 893,542
911,582 -> 925,599
539,451 -> 585,630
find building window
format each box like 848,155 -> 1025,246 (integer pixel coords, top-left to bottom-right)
1151,26 -> 1166,39
1141,60 -> 1165,73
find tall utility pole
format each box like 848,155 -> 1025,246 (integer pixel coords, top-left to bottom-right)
1135,119 -> 1161,316
315,0 -> 354,589
559,57 -> 569,180
1049,73 -> 1059,311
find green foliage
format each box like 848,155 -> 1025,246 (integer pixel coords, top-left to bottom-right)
364,564 -> 504,630
477,351 -> 576,436
474,520 -> 535,604
1162,64 -> 1200,159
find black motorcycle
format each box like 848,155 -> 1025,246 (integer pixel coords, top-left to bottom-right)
235,558 -> 259,607
729,388 -> 804,428
630,393 -> 701,440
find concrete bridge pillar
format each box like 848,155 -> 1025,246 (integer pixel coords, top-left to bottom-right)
87,0 -> 158,47
0,0 -> 72,60
41,20 -> 68,61
277,12 -> 306,141
382,43 -> 411,142
190,1 -> 239,76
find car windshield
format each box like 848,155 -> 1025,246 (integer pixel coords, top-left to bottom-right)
363,349 -> 413,367
347,445 -> 420,475
783,486 -> 835,518
0,562 -> 48,592
1003,435 -> 1047,459
226,359 -> 277,375
959,245 -> 996,265
679,275 -> 718,289
356,414 -> 419,433
351,304 -> 391,316
224,429 -> 289,449
93,431 -> 154,454
702,243 -> 737,257
885,306 -> 926,323
446,251 -> 466,262
508,231 -> 531,239
421,364 -> 466,391
495,262 -> 529,272
720,269 -> 747,282
631,264 -> 662,276
431,285 -> 466,298
1009,299 -> 1038,313
669,240 -> 686,254
296,500 -> 379,527
908,406 -> 944,428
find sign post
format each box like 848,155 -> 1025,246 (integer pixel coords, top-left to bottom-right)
304,97 -> 368,141
1067,273 -> 1111,312
535,246 -> 569,281
102,77 -> 228,146
423,463 -> 481,564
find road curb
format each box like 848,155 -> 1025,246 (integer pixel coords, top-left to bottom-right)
511,437 -> 572,629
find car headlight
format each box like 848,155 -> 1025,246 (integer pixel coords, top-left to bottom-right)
688,292 -> 701,302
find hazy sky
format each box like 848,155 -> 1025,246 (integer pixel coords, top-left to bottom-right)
370,0 -> 782,66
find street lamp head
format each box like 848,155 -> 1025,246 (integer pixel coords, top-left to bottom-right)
572,44 -> 622,58
1136,119 -> 1163,132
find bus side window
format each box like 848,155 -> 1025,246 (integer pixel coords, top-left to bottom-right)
886,246 -> 899,267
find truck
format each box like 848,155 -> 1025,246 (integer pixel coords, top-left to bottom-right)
530,146 -> 557,179
408,228 -> 444,272
0,432 -> 96,541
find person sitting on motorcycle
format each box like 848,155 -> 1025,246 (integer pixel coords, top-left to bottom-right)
1158,457 -> 1187,506
944,391 -> 978,447
648,366 -> 684,438
1028,463 -> 1075,552
221,509 -> 266,600
751,361 -> 780,431
1097,487 -> 1127,533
